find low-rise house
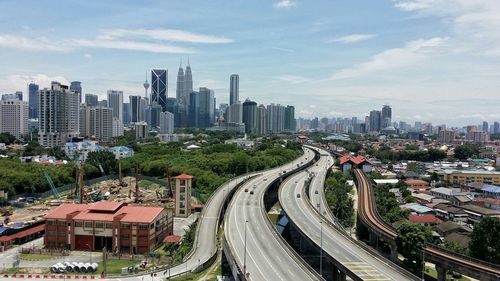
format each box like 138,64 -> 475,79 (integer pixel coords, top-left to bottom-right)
461,204 -> 500,224
405,179 -> 430,192
436,221 -> 472,237
339,155 -> 372,173
480,184 -> 500,198
433,203 -> 468,224
412,193 -> 435,205
408,214 -> 443,226
400,203 -> 434,214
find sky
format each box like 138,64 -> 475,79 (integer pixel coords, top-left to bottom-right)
1,0 -> 500,126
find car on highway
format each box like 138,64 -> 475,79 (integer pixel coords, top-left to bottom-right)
253,184 -> 257,188
315,190 -> 318,194
250,190 -> 254,195
244,188 -> 248,192
263,178 -> 267,181
296,193 -> 301,198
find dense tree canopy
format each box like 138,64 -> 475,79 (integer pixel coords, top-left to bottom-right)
469,217 -> 500,265
0,133 -> 16,145
367,146 -> 447,163
374,184 -> 410,223
396,223 -> 433,274
453,144 -> 480,160
325,171 -> 354,228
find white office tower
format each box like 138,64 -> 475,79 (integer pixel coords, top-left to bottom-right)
107,90 -> 123,122
38,82 -> 80,147
112,118 -> 124,137
256,104 -> 267,135
266,104 -> 285,133
0,98 -> 28,139
159,111 -> 174,134
227,102 -> 243,124
92,106 -> 113,142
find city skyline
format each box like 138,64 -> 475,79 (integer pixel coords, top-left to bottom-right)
1,1 -> 500,126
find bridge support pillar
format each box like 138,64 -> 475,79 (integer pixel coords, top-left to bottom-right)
388,241 -> 398,262
369,231 -> 377,246
436,265 -> 447,281
338,271 -> 346,281
331,266 -> 346,281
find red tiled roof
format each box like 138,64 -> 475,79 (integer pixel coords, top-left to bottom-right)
192,204 -> 204,209
47,203 -> 165,224
88,201 -> 125,212
339,155 -> 370,165
405,179 -> 429,186
163,235 -> 181,243
408,214 -> 443,224
44,204 -> 88,220
174,173 -> 193,179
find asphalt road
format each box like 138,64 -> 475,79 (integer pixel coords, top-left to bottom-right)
279,153 -> 417,281
224,148 -> 322,281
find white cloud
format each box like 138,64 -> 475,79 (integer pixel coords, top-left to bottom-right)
96,29 -> 233,44
84,53 -> 92,59
0,74 -> 69,93
394,0 -> 500,56
0,35 -> 71,52
330,37 -> 448,80
276,75 -> 309,84
274,0 -> 297,9
327,34 -> 377,43
74,39 -> 195,54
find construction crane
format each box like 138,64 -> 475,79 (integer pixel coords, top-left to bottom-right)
43,170 -> 61,204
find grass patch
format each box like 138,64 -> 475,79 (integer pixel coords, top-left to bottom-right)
140,179 -> 160,189
98,259 -> 140,275
19,253 -> 62,261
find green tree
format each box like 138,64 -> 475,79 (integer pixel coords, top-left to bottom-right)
0,132 -> 16,145
87,150 -> 118,175
454,144 -> 480,160
469,217 -> 500,264
396,223 -> 433,274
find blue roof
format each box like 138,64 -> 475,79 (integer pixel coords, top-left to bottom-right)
400,203 -> 434,214
481,185 -> 500,193
0,227 -> 9,235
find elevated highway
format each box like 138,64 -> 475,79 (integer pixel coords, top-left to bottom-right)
279,150 -> 418,281
224,148 -> 323,281
353,168 -> 500,281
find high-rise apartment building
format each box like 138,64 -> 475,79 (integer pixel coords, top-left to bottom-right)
159,111 -> 174,134
112,118 -> 124,137
70,81 -> 82,104
151,69 -> 168,111
28,83 -> 39,119
266,104 -> 285,134
483,121 -> 489,132
0,98 -> 28,139
494,122 -> 500,134
242,99 -> 257,134
107,90 -> 123,122
84,94 -> 98,106
229,74 -> 239,106
227,102 -> 243,124
80,106 -> 113,142
198,87 -> 215,128
466,130 -> 490,145
256,104 -> 267,135
38,82 -> 80,147
438,129 -> 456,144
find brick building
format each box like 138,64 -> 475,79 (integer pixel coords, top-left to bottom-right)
44,202 -> 173,254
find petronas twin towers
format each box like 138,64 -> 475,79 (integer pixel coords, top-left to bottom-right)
176,58 -> 193,110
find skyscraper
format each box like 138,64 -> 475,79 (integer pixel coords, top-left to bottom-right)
85,94 -> 98,106
28,83 -> 39,119
151,69 -> 168,111
0,98 -> 28,139
483,121 -> 489,132
80,105 -> 113,142
70,81 -> 82,104
381,105 -> 392,129
122,103 -> 131,125
226,102 -> 242,124
188,91 -> 199,128
150,102 -> 163,129
229,74 -> 239,106
184,60 -> 193,103
107,90 -> 123,122
176,61 -> 185,106
494,122 -> 500,134
129,95 -> 142,123
284,105 -> 296,132
38,82 -> 80,147
198,87 -> 215,128
369,110 -> 382,132
266,104 -> 285,133
242,99 -> 257,134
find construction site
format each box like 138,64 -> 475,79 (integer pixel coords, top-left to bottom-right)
0,160 -> 197,252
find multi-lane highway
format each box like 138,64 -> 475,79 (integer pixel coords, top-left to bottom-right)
224,148 -> 323,281
279,151 -> 418,281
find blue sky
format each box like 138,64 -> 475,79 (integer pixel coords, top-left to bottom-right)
1,0 -> 500,126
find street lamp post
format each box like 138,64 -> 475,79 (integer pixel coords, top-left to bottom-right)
244,220 -> 248,277
86,243 -> 92,263
421,239 -> 426,281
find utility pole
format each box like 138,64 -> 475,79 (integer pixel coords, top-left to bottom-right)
320,220 -> 323,276
135,163 -> 140,203
79,162 -> 84,204
244,220 -> 248,278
